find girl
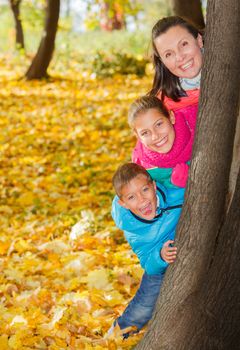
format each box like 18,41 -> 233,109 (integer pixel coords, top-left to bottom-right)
130,95 -> 197,188
149,16 -> 204,111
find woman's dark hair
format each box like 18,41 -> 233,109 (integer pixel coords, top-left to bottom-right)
149,16 -> 203,102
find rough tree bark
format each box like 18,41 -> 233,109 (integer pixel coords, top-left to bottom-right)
9,0 -> 24,49
171,0 -> 205,29
136,0 -> 240,349
25,0 -> 60,80
228,107 -> 240,208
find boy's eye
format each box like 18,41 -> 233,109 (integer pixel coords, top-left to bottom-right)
127,195 -> 134,201
143,187 -> 149,192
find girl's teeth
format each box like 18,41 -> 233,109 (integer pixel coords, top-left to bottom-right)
156,137 -> 166,147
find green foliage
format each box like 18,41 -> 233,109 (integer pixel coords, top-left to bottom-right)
0,0 -> 171,78
89,50 -> 149,77
141,0 -> 172,28
21,1 -> 44,31
85,0 -> 143,30
56,29 -> 150,58
0,5 -> 14,52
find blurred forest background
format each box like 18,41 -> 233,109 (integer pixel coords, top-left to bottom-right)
1,0 -> 174,77
0,1 -> 206,349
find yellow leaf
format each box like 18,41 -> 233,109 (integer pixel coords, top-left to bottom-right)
104,290 -> 124,307
0,335 -> 10,350
86,269 -> 111,290
0,241 -> 10,255
16,192 -> 35,206
54,198 -> 69,211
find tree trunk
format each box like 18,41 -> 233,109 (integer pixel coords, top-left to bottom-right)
9,0 -> 24,49
171,0 -> 205,29
136,0 -> 240,349
25,0 -> 60,80
186,169 -> 240,350
227,108 -> 240,209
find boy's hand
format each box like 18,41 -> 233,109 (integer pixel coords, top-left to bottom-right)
160,240 -> 177,263
171,163 -> 189,188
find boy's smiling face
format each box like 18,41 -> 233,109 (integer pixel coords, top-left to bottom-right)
118,174 -> 157,220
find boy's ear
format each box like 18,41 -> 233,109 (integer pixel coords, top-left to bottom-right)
118,198 -> 129,209
169,111 -> 175,125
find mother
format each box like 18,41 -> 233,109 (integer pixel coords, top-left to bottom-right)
149,16 -> 204,111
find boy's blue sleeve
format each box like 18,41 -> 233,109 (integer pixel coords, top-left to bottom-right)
143,244 -> 169,274
124,230 -> 170,275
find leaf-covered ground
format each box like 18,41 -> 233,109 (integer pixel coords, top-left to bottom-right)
0,55 -> 152,349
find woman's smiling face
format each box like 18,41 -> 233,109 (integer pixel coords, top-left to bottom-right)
154,25 -> 203,79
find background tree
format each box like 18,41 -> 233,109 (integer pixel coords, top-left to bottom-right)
9,0 -> 24,49
85,0 -> 141,31
99,0 -> 125,31
26,0 -> 60,80
171,0 -> 205,28
136,0 -> 240,348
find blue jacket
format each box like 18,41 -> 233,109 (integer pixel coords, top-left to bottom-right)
112,183 -> 185,275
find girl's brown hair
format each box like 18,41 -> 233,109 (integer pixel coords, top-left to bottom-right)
128,95 -> 169,129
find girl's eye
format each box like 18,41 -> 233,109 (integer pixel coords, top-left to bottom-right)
143,187 -> 149,192
141,131 -> 149,137
156,121 -> 162,128
128,195 -> 134,201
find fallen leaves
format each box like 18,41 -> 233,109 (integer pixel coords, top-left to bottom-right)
0,54 -> 151,349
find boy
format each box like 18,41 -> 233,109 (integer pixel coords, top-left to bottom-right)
109,162 -> 184,337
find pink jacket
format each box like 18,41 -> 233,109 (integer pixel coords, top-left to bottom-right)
158,89 -> 200,111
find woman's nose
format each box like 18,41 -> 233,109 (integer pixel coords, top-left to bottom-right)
176,50 -> 184,62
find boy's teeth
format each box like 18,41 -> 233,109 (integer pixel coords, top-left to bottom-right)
141,204 -> 151,213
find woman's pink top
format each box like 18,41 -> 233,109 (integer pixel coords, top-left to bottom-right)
159,89 -> 200,111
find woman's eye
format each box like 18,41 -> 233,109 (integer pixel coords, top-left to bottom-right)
165,52 -> 171,58
182,41 -> 188,47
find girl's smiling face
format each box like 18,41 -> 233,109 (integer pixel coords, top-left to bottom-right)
154,25 -> 203,79
134,108 -> 175,154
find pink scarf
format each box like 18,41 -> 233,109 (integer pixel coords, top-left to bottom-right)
132,104 -> 198,169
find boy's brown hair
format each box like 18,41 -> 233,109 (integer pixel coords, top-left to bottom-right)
112,162 -> 152,198
128,95 -> 169,129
